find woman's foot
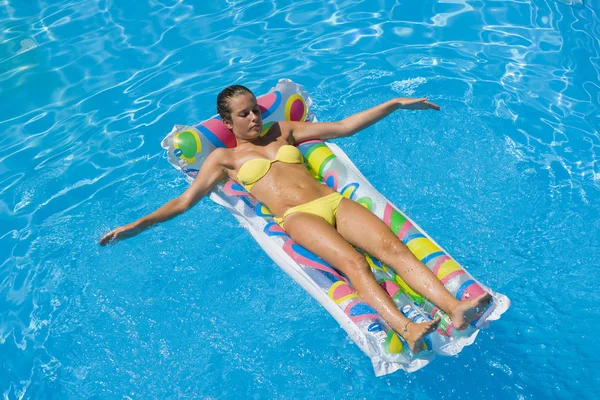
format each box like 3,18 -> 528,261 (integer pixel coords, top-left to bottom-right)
401,318 -> 440,354
449,292 -> 493,330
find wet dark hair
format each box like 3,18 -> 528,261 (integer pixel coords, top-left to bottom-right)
217,84 -> 254,122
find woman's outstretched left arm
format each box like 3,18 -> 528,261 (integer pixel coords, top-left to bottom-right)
287,97 -> 440,143
99,149 -> 228,246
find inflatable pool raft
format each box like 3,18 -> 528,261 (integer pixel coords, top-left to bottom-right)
161,79 -> 510,376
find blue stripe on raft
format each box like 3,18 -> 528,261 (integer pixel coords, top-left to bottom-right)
455,280 -> 475,300
197,124 -> 226,148
401,233 -> 426,244
349,303 -> 377,317
421,251 -> 446,265
261,91 -> 282,119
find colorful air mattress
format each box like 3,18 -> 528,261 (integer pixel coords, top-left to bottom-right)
161,79 -> 510,376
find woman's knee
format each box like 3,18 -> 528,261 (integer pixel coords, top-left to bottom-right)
342,253 -> 372,277
379,237 -> 410,260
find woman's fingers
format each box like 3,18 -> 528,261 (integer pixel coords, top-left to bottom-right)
100,228 -> 120,246
401,97 -> 440,111
100,230 -> 114,246
425,100 -> 441,110
100,224 -> 139,246
407,100 -> 440,111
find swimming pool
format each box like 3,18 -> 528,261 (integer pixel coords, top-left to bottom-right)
1,0 -> 598,398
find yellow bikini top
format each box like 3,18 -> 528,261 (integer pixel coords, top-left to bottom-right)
236,145 -> 304,191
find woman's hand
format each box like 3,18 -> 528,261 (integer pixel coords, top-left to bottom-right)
397,97 -> 440,111
100,222 -> 142,246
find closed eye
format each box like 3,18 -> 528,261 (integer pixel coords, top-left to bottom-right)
239,106 -> 260,118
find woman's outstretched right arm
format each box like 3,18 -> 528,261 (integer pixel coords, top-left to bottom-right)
100,149 -> 228,246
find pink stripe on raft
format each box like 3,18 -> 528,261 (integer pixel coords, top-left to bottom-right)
350,314 -> 380,323
333,283 -> 354,299
296,139 -> 321,145
380,280 -> 400,298
383,203 -> 393,226
432,255 -> 451,276
290,99 -> 305,121
344,299 -> 362,310
257,92 -> 277,110
461,283 -> 485,301
268,224 -> 286,234
203,119 -> 237,148
440,270 -> 465,285
397,221 -> 413,240
223,181 -> 249,197
323,171 -> 339,190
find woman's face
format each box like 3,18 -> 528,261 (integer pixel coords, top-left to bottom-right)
224,93 -> 263,141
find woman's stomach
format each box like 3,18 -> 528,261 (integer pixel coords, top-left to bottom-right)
248,162 -> 335,217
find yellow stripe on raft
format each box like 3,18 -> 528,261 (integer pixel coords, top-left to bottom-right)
306,145 -> 334,175
385,331 -> 404,354
405,237 -> 442,261
395,276 -> 423,302
436,258 -> 462,279
365,254 -> 391,275
327,281 -> 359,305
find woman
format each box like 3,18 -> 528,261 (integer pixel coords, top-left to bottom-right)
100,85 -> 492,353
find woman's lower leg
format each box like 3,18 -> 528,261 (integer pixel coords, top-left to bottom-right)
382,246 -> 492,329
346,264 -> 440,352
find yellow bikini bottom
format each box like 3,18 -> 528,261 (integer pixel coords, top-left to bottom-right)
274,192 -> 344,229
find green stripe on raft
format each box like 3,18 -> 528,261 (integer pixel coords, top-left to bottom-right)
388,208 -> 407,236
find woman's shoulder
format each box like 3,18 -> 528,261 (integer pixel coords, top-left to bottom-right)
206,147 -> 237,169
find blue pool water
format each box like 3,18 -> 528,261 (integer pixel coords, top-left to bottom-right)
1,0 -> 599,398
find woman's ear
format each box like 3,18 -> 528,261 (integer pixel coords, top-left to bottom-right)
223,119 -> 233,130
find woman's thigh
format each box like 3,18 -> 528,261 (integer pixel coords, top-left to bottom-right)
335,198 -> 410,262
282,211 -> 367,275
